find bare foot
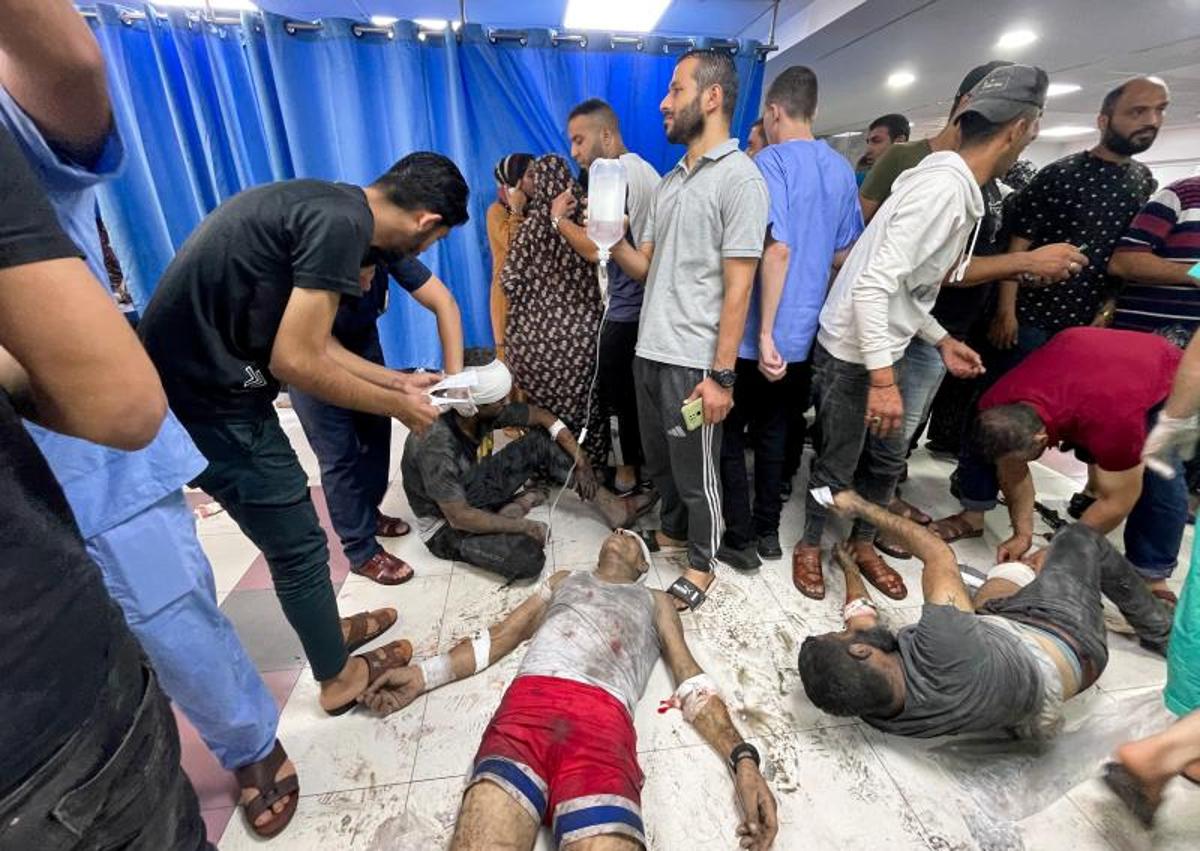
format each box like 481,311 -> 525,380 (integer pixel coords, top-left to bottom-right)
241,757 -> 297,829
1115,741 -> 1169,804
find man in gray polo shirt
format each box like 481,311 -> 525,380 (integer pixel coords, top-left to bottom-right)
613,49 -> 769,611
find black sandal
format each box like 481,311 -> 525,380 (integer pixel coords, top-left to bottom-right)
667,575 -> 715,611
235,739 -> 299,839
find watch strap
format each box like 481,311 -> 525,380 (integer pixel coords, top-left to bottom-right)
729,741 -> 760,772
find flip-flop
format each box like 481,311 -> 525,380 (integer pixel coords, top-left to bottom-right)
235,739 -> 298,839
325,639 -> 414,717
1102,761 -> 1161,828
855,548 -> 908,600
929,516 -> 984,544
342,608 -> 398,655
668,574 -> 715,611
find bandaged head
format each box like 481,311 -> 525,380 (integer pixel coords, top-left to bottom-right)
428,360 -> 512,417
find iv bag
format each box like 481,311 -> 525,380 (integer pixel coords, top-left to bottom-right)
586,158 -> 627,255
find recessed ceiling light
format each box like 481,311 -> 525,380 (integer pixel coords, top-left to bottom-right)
887,70 -> 916,89
563,0 -> 671,33
996,28 -> 1038,49
1046,82 -> 1081,97
370,15 -> 398,26
1039,125 -> 1095,138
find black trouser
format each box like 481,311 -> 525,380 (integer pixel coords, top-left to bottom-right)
290,335 -> 391,567
426,429 -> 573,581
979,524 -> 1174,683
185,414 -> 346,682
721,358 -> 811,547
598,320 -> 644,469
0,627 -> 210,851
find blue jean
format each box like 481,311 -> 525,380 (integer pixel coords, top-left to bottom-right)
290,335 -> 391,567
86,490 -> 278,771
956,427 -> 1187,581
900,337 -> 948,444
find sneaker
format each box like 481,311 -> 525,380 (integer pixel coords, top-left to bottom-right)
717,542 -> 762,572
757,534 -> 783,560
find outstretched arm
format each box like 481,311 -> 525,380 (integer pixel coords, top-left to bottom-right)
830,490 -> 971,612
360,572 -> 567,714
654,593 -> 778,850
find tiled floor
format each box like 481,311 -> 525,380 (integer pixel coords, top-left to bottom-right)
187,409 -> 1200,849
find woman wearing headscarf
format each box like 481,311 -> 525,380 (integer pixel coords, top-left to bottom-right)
502,154 -> 607,464
486,153 -> 534,360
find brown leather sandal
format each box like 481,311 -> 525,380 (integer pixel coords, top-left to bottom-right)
929,514 -> 984,544
792,545 -> 826,599
888,496 -> 931,525
325,639 -> 414,717
351,551 -> 415,586
375,514 -> 411,537
341,608 -> 398,654
855,548 -> 908,600
235,739 -> 298,839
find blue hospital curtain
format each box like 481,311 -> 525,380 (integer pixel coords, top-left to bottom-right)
88,5 -> 766,369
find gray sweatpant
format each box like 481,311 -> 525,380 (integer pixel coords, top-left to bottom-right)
634,357 -> 723,572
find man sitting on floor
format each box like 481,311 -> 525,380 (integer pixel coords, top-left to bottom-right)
797,489 -> 1172,739
360,528 -> 779,850
401,360 -> 656,581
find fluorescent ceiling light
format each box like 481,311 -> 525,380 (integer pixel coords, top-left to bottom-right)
996,28 -> 1038,49
886,70 -> 916,89
1046,82 -> 1081,97
832,131 -> 862,137
413,18 -> 448,30
151,0 -> 258,10
563,0 -> 672,33
371,16 -> 398,26
1039,125 -> 1094,138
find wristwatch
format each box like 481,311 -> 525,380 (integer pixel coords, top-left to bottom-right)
729,742 -> 760,772
708,368 -> 737,389
551,215 -> 563,231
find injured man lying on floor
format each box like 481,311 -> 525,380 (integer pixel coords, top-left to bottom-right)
401,360 -> 656,581
798,489 -> 1174,739
359,528 -> 779,850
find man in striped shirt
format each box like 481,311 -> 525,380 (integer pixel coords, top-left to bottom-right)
1110,176 -> 1200,340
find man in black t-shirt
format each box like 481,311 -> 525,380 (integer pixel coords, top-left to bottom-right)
0,124 -> 208,848
139,153 -> 471,716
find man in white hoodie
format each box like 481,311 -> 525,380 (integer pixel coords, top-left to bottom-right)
793,64 -> 1048,601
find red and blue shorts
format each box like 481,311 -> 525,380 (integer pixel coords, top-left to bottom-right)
467,674 -> 645,848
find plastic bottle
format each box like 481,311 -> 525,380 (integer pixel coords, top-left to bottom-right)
586,158 -> 628,303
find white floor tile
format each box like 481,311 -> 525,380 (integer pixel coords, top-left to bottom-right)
216,783 -> 408,851
337,574 -> 450,659
1068,774 -> 1200,851
199,531 -> 260,594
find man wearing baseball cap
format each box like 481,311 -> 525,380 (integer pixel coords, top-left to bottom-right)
795,63 -> 1049,601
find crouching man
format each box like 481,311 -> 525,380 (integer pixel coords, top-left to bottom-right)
360,529 -> 778,850
401,361 -> 656,581
798,490 -> 1172,739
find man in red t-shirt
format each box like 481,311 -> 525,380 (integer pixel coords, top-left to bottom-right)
932,328 -> 1185,597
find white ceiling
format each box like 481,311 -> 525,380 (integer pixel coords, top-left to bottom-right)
766,0 -> 1200,138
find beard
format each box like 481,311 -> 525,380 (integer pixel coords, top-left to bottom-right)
1103,125 -> 1158,156
665,96 -> 705,145
852,625 -> 899,653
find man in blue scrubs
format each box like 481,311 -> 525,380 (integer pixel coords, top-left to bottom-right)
0,1 -> 293,837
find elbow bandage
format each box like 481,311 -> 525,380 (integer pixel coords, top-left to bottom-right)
417,654 -> 454,692
843,597 -> 878,621
471,630 -> 492,674
548,419 -> 568,440
657,673 -> 720,722
987,561 -> 1037,588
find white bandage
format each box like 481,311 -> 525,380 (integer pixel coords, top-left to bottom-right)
987,561 -> 1037,588
471,630 -> 492,674
843,597 -> 878,621
417,654 -> 454,692
548,419 -> 568,441
674,673 -> 720,723
536,579 -> 554,602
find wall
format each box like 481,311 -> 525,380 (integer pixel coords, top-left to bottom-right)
1024,124 -> 1200,185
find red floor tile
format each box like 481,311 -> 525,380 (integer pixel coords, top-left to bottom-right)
202,806 -> 236,846
176,706 -> 239,811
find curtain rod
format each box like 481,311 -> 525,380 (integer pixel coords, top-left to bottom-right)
76,7 -> 771,58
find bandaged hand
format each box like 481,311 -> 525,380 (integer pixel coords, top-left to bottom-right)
1142,411 -> 1200,479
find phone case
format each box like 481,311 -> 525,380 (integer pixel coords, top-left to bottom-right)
681,397 -> 704,431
